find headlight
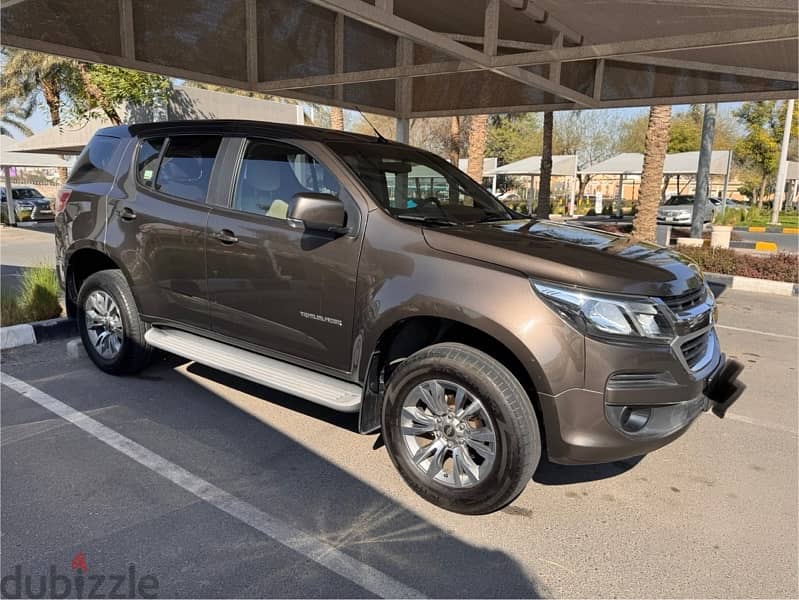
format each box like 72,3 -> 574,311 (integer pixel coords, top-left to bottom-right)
532,281 -> 674,342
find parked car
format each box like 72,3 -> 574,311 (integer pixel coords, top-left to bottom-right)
1,185 -> 55,221
54,121 -> 744,514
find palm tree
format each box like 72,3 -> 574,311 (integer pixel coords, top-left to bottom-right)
536,111 -> 554,218
329,106 -> 344,130
1,99 -> 34,137
1,48 -> 74,126
449,116 -> 461,165
466,114 -> 488,182
633,105 -> 673,241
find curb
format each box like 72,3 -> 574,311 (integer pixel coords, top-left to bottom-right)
733,225 -> 799,234
729,240 -> 778,252
704,272 -> 798,297
0,318 -> 77,350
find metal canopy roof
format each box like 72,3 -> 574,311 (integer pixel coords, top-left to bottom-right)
0,135 -> 70,168
582,151 -> 731,175
1,0 -> 796,118
486,154 -> 577,176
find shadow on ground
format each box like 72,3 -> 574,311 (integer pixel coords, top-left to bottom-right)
1,347 -> 548,598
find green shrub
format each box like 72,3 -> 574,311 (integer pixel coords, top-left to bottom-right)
0,296 -> 26,326
0,265 -> 62,326
677,246 -> 798,283
713,208 -> 744,226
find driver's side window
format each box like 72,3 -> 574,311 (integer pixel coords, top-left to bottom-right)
233,140 -> 340,220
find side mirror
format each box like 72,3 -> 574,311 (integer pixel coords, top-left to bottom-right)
287,192 -> 348,233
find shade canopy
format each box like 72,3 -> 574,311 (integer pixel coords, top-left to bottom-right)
0,136 -> 71,168
2,0 -> 796,118
486,155 -> 577,177
11,86 -> 304,155
582,151 -> 732,176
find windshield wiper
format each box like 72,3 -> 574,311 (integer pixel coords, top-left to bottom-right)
394,214 -> 458,226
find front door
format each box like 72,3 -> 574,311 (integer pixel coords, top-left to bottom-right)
205,138 -> 362,372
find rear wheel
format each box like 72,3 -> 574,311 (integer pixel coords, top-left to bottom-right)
382,342 -> 540,514
77,269 -> 151,375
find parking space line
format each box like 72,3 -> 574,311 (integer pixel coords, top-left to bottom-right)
724,412 -> 798,436
716,324 -> 798,340
0,372 -> 424,599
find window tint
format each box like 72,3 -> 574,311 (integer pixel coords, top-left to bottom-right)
154,136 -> 221,203
136,138 -> 165,187
1,188 -> 45,200
68,135 -> 121,184
233,140 -> 341,220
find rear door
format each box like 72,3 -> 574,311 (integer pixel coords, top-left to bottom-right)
205,138 -> 362,371
107,134 -> 223,329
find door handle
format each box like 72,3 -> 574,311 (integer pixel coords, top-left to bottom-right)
120,207 -> 137,221
213,229 -> 239,244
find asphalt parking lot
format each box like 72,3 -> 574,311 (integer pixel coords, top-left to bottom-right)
1,287 -> 797,598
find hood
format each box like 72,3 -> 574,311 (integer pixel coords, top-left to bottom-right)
422,219 -> 704,297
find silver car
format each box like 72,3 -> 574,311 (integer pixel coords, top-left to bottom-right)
657,194 -> 721,225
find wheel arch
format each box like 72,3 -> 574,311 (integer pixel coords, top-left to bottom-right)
358,315 -> 548,435
64,246 -> 123,319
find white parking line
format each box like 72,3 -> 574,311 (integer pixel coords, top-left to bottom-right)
716,324 -> 798,340
0,372 -> 424,599
723,412 -> 798,436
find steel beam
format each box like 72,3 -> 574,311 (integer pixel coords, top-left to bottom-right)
304,0 -> 597,105
245,0 -> 258,84
118,0 -> 135,60
492,22 -> 798,68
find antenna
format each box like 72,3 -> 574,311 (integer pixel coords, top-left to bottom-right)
355,106 -> 387,143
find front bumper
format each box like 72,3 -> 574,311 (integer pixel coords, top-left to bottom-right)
539,328 -> 744,465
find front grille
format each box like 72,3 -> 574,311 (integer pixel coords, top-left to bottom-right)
680,332 -> 710,369
662,286 -> 706,313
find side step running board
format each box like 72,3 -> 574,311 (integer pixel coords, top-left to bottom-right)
144,327 -> 362,413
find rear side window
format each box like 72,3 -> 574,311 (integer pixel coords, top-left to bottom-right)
154,136 -> 221,203
68,135 -> 121,184
136,138 -> 165,187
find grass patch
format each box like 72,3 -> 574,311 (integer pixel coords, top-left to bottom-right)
677,246 -> 798,283
0,264 -> 62,326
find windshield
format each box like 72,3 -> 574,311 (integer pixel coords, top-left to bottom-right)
664,195 -> 694,206
329,141 -> 512,225
15,188 -> 45,199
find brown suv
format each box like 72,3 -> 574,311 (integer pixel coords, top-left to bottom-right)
55,120 -> 743,514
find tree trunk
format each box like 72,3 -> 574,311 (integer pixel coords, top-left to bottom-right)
330,106 -> 344,130
466,114 -> 488,183
691,103 -> 717,239
577,174 -> 591,207
660,174 -> 671,203
76,63 -> 122,125
536,111 -> 554,218
633,105 -> 672,242
449,116 -> 461,165
757,176 -> 767,208
40,80 -> 61,126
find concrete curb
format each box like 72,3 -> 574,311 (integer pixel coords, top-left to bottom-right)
729,240 -> 778,252
704,272 -> 798,296
733,225 -> 799,234
0,318 -> 77,350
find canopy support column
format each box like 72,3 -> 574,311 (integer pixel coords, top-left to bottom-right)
3,167 -> 16,227
771,98 -> 794,224
692,103 -> 717,238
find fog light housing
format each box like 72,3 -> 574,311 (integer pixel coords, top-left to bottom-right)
619,406 -> 651,432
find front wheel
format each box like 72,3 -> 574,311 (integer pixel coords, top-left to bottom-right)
382,343 -> 540,514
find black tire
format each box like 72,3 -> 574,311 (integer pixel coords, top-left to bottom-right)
77,269 -> 151,375
382,342 -> 540,515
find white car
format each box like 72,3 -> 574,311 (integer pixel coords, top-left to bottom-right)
657,194 -> 721,225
